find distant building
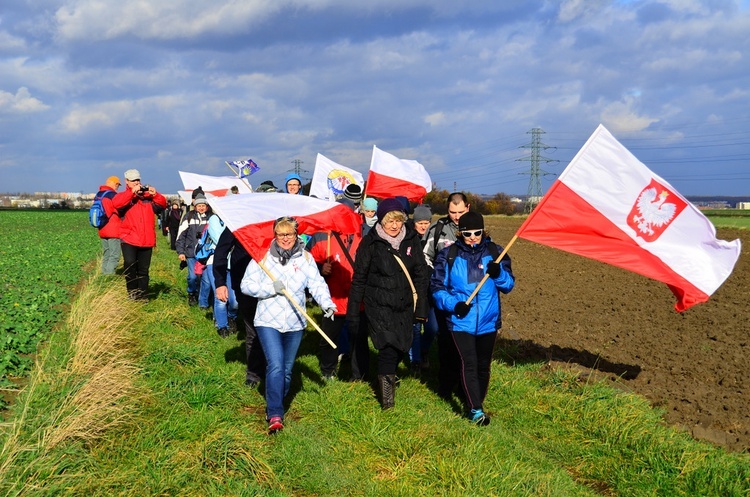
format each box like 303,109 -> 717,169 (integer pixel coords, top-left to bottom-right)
737,202 -> 750,210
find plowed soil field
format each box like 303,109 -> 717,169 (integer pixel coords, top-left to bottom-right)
486,216 -> 748,452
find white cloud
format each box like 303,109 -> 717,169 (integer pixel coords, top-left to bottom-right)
599,96 -> 659,133
60,96 -> 183,132
0,87 -> 49,113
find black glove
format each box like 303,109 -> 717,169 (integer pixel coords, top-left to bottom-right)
454,301 -> 472,318
486,261 -> 501,279
179,260 -> 187,270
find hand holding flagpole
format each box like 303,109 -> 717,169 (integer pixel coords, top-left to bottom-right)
465,235 -> 518,305
256,258 -> 336,349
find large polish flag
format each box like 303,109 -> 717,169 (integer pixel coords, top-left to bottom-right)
207,193 -> 363,260
179,171 -> 253,200
517,124 -> 741,312
309,153 -> 365,201
365,145 -> 432,202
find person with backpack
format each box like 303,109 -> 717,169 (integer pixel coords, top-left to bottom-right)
422,192 -> 471,399
176,193 -> 212,306
430,211 -> 514,426
93,176 -> 122,275
199,212 -> 238,338
111,169 -> 167,300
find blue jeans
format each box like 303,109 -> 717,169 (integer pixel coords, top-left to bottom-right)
186,257 -> 199,295
410,306 -> 438,364
198,266 -> 212,308
203,265 -> 237,328
256,327 -> 304,420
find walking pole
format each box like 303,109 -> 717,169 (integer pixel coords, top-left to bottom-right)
256,258 -> 337,349
465,234 -> 519,305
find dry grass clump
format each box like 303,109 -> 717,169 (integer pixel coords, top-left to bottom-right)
0,276 -> 144,487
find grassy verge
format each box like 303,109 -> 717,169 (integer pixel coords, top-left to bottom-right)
1,235 -> 748,496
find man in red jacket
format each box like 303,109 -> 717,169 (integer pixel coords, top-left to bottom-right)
112,169 -> 167,300
96,176 -> 122,275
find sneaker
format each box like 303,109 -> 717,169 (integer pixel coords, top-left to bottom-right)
188,294 -> 198,306
227,318 -> 237,334
322,374 -> 337,383
469,409 -> 491,426
245,377 -> 259,388
268,417 -> 284,433
217,327 -> 229,338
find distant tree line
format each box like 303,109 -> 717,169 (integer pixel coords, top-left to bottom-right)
423,188 -> 520,216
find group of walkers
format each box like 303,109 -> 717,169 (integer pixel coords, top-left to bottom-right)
94,171 -> 515,434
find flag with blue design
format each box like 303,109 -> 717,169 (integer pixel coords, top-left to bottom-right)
229,159 -> 260,178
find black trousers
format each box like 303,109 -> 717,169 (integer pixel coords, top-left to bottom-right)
376,343 -> 404,376
348,313 -> 370,380
436,309 -> 460,397
319,315 -> 347,376
121,243 -> 152,299
451,331 -> 496,411
236,291 -> 265,383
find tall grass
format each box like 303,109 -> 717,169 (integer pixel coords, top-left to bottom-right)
0,277 -> 142,495
0,234 -> 748,496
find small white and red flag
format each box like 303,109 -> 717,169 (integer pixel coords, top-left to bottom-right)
517,124 -> 741,312
364,145 -> 431,202
179,171 -> 253,200
206,193 -> 363,260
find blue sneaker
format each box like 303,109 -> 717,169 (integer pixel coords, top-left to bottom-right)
469,409 -> 490,426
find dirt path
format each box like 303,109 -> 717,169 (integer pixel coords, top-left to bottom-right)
486,217 -> 748,452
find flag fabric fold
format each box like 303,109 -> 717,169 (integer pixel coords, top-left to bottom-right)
228,159 -> 260,178
517,124 -> 741,312
179,171 -> 253,200
309,153 -> 365,201
365,145 -> 431,202
207,193 -> 363,261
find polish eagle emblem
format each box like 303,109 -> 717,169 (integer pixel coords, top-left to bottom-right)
626,179 -> 687,242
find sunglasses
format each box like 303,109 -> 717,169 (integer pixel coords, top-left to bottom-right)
460,230 -> 483,238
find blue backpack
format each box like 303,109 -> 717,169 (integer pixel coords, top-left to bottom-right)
194,215 -> 224,263
89,190 -> 116,228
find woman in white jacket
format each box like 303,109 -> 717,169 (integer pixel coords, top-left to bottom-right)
241,216 -> 336,433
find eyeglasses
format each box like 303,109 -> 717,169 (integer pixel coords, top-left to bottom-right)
275,232 -> 296,239
461,230 -> 483,238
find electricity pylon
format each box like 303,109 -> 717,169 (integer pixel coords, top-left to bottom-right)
517,127 -> 558,213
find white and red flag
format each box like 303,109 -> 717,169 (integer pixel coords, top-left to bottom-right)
517,124 -> 741,312
309,153 -> 365,201
365,145 -> 432,202
206,193 -> 363,260
178,171 -> 253,202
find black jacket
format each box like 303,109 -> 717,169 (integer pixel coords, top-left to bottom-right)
213,228 -> 251,294
347,225 -> 429,352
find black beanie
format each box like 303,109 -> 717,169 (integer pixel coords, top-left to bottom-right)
458,211 -> 484,231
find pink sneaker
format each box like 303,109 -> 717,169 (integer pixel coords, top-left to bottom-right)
268,417 -> 284,433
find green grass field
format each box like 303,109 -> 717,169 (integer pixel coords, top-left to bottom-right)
0,211 -> 748,496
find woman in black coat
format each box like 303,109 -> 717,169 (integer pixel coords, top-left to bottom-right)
347,198 -> 429,409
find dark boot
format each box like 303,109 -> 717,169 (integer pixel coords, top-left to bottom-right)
378,374 -> 396,410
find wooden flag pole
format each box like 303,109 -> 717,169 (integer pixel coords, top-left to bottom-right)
256,258 -> 336,349
465,234 -> 519,305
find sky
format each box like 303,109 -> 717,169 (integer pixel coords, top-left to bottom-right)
1,0 -> 749,197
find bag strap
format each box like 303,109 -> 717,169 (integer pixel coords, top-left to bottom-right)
332,232 -> 356,269
392,253 -> 417,312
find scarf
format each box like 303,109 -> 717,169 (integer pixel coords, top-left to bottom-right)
269,238 -> 304,266
364,215 -> 378,228
375,223 -> 406,250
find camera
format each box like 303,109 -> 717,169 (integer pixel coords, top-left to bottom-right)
138,184 -> 150,193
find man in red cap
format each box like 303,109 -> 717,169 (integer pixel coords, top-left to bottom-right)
95,176 -> 122,275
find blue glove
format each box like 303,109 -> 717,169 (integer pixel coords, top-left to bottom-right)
272,280 -> 285,295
